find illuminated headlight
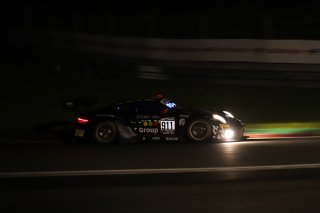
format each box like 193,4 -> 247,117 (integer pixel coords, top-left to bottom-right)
223,111 -> 234,118
213,114 -> 227,123
224,129 -> 234,140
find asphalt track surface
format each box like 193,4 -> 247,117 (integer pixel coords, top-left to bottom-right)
2,137 -> 320,212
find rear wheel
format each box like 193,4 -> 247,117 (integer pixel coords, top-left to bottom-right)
187,120 -> 212,142
94,121 -> 118,144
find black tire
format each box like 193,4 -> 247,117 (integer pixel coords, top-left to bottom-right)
187,120 -> 212,142
94,121 -> 118,144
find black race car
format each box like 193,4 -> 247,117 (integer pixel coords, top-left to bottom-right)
66,95 -> 245,144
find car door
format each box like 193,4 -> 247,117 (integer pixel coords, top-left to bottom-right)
136,99 -> 179,141
132,100 -> 166,141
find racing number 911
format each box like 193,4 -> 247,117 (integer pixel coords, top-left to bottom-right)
160,118 -> 175,134
65,95 -> 245,144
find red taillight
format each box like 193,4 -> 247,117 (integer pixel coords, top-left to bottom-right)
77,117 -> 89,124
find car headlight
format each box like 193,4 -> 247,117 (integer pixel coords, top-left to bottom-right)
223,129 -> 234,139
222,111 -> 234,118
213,114 -> 226,123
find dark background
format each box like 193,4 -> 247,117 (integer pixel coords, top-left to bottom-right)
2,1 -> 320,134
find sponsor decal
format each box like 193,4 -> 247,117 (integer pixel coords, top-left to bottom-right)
148,121 -> 153,127
179,118 -> 186,126
152,137 -> 161,141
75,129 -> 85,137
179,114 -> 189,118
220,123 -> 230,128
137,115 -> 160,119
142,120 -> 159,127
160,117 -> 175,134
166,137 -> 178,141
139,128 -> 159,134
212,125 -> 219,136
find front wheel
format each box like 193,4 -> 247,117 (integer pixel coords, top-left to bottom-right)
94,121 -> 118,144
187,120 -> 212,142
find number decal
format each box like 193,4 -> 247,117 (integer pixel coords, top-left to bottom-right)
160,118 -> 175,134
160,121 -> 175,131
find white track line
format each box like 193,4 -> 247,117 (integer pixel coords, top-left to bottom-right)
1,163 -> 320,178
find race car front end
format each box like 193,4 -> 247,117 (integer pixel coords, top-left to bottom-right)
213,111 -> 245,142
220,123 -> 245,141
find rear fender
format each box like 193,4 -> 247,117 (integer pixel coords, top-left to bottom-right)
95,116 -> 138,143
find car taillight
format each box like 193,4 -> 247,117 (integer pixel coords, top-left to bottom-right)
77,117 -> 89,124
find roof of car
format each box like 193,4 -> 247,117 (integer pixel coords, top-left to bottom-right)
116,94 -> 166,104
113,96 -> 160,105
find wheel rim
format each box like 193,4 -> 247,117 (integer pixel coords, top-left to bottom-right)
97,124 -> 114,142
190,122 -> 209,140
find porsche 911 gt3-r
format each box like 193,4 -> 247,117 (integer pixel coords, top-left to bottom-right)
67,95 -> 245,144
